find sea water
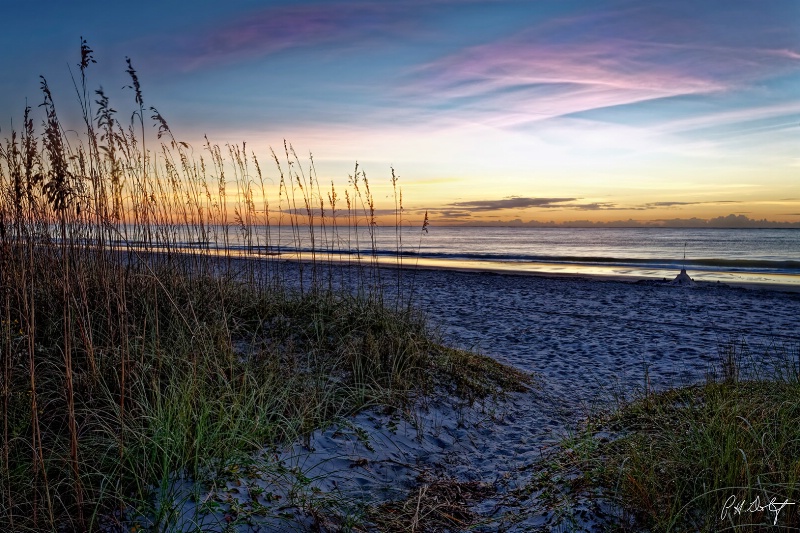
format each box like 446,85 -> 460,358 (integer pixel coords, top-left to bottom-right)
384,226 -> 800,287
394,227 -> 800,282
117,225 -> 800,287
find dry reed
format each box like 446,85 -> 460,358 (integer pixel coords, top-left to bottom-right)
0,40 -> 526,531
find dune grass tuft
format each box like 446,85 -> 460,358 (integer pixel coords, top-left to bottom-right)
517,339 -> 800,531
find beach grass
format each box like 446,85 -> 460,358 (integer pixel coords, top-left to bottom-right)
0,42 -> 531,531
521,339 -> 800,531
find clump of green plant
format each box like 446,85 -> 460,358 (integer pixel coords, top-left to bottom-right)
0,40 -> 530,531
523,339 -> 800,532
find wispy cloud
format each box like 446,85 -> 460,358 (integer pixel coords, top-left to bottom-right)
446,197 -> 632,212
447,197 -> 577,211
432,210 -> 472,218
400,2 -> 800,127
575,202 -> 632,211
171,3 -> 418,71
643,200 -> 740,208
645,201 -> 701,207
657,103 -> 800,137
443,197 -> 752,214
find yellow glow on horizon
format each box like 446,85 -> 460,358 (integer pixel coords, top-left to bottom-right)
165,104 -> 800,227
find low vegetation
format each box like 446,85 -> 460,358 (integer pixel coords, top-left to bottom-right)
519,339 -> 800,531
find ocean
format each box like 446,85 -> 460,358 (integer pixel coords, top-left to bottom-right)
166,225 -> 800,288
392,226 -> 800,285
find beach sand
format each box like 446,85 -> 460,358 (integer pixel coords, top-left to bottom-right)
161,265 -> 800,530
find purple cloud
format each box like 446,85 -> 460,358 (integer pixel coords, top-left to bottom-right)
173,3 -> 416,71
643,200 -> 740,208
402,3 -> 800,124
446,197 -> 631,212
448,197 -> 577,211
432,210 -> 472,218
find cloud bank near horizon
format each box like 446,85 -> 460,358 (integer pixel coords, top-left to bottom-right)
438,196 -> 745,216
436,213 -> 800,229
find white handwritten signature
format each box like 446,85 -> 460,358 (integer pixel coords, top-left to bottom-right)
720,494 -> 796,526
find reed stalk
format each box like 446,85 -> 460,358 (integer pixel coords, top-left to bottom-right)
0,40 -> 520,531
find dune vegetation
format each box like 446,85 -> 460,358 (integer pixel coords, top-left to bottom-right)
520,339 -> 800,532
0,41 -> 530,531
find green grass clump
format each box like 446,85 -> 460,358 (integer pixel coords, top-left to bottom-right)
0,41 -> 531,531
532,341 -> 800,532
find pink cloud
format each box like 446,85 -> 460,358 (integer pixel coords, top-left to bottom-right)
771,49 -> 800,61
174,3 -> 414,71
402,5 -> 800,124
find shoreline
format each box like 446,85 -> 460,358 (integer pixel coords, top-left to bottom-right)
250,251 -> 800,293
102,240 -> 800,292
398,258 -> 800,293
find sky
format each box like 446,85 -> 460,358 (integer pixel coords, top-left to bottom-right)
1,0 -> 798,226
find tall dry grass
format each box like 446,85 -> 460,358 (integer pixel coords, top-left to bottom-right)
0,40 -> 510,531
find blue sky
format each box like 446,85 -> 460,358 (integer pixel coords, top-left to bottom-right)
1,0 -> 798,224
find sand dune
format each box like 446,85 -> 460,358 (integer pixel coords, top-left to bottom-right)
163,267 -> 800,530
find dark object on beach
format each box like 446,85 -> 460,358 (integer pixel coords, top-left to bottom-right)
671,268 -> 696,286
